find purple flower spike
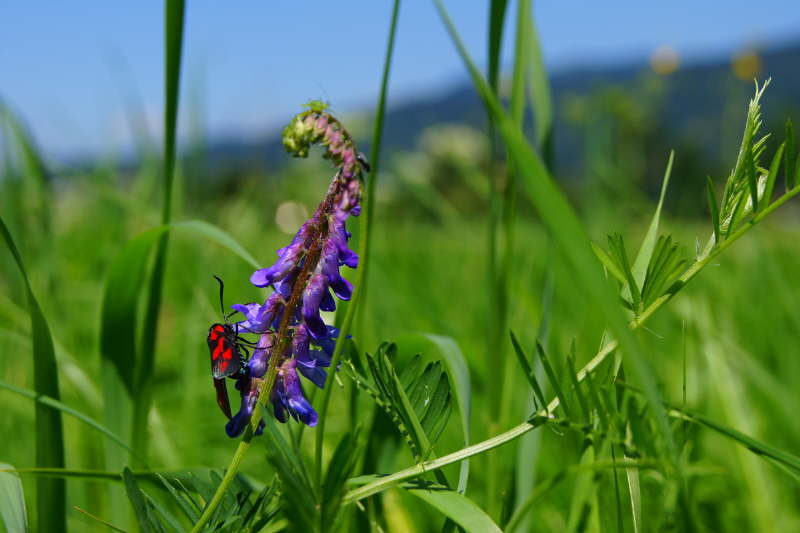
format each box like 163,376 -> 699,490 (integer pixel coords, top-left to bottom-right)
217,106 -> 366,436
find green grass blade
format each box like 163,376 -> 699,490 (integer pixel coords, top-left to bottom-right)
785,119 -> 796,189
133,0 -> 186,463
668,406 -> 800,476
0,216 -> 65,533
402,482 -> 502,533
420,333 -> 472,493
762,142 -> 785,208
631,150 -> 673,286
0,102 -> 51,236
706,176 -> 721,245
535,342 -> 570,417
0,379 -> 141,461
173,220 -> 261,269
745,145 -> 759,212
487,0 -> 509,94
624,451 -> 642,533
100,227 -> 165,394
566,445 -> 600,533
0,463 -> 27,533
524,3 -> 553,159
124,467 -> 153,533
509,330 -> 547,410
566,347 -> 589,422
509,0 -> 529,126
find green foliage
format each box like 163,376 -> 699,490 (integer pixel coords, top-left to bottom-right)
349,342 -> 453,461
0,463 -> 27,533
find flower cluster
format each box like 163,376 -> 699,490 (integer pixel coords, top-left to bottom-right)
222,105 -> 367,438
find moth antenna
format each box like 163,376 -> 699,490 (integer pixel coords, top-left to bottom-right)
213,275 -> 226,319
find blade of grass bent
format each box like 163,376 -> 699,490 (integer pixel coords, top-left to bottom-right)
0,380 -> 141,461
0,216 -> 65,533
403,483 -> 502,533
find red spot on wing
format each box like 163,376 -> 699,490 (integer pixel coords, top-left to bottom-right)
222,348 -> 232,360
219,360 -> 229,373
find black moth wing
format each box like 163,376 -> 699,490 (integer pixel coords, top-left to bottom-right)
207,323 -> 242,379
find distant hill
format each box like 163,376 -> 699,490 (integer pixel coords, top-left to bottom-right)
203,40 -> 800,189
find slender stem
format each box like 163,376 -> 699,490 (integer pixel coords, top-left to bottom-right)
313,0 -> 401,487
342,185 -> 800,504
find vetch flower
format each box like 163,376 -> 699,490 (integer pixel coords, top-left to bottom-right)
216,103 -> 367,436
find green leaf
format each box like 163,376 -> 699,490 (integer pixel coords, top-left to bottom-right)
0,463 -> 27,533
762,142 -> 785,209
591,242 -> 627,285
0,379 -> 140,460
487,0 -> 509,94
535,342 -> 570,418
745,145 -> 759,212
566,445 -> 600,533
415,333 -> 473,493
625,453 -> 642,533
706,176 -> 721,245
0,216 -> 65,533
668,406 -> 800,476
785,119 -> 796,189
523,0 -> 553,160
173,220 -> 260,269
566,347 -> 589,422
100,227 -> 165,394
124,467 -> 153,533
607,233 -> 641,312
631,150 -> 674,287
509,330 -> 547,411
402,482 -> 502,533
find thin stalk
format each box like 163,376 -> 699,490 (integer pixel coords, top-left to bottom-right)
342,184 -> 800,504
313,0 -> 401,487
131,0 -> 184,464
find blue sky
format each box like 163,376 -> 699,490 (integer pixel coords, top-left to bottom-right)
1,1 -> 799,157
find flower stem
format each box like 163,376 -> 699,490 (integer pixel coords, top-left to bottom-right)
342,184 -> 800,505
313,0 -> 401,488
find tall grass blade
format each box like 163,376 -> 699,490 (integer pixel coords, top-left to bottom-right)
785,119 -> 796,189
762,142 -> 785,209
706,176 -> 720,245
524,3 -> 553,159
0,380 -> 140,460
419,333 -> 472,493
631,151 -> 673,285
487,0 -> 509,95
509,331 -> 546,410
0,463 -> 27,533
0,216 -> 65,533
402,482 -> 502,533
535,342 -> 570,417
133,0 -> 186,462
0,102 -> 51,236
